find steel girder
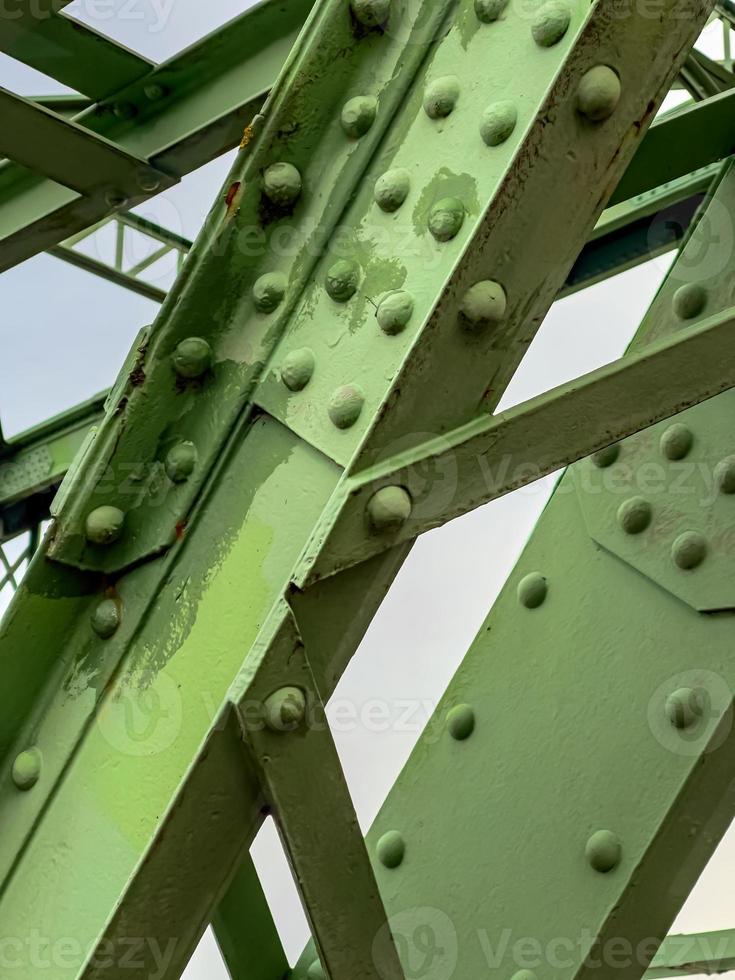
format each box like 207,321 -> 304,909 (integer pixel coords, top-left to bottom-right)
0,1 -> 725,980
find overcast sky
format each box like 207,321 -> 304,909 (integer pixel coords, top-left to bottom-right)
0,5 -> 732,979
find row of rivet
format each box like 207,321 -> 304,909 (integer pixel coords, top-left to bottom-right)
267,0 -> 622,438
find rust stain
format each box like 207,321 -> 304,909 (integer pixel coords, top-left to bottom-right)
175,519 -> 187,540
225,181 -> 241,216
239,123 -> 255,149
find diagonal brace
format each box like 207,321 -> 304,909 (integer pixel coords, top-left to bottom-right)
232,604 -> 404,980
294,308 -> 735,586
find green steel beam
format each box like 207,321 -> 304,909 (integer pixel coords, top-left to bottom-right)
0,394 -> 104,542
0,0 -> 710,977
0,0 -> 313,271
0,3 -> 154,100
292,305 -> 735,587
648,931 -> 735,978
291,159 -> 735,980
0,87 -> 173,199
611,88 -> 735,206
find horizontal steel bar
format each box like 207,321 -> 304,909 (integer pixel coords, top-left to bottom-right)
0,0 -> 312,272
0,88 -> 173,199
0,4 -> 153,99
294,308 -> 735,586
611,88 -> 735,206
48,244 -> 168,303
647,930 -> 735,978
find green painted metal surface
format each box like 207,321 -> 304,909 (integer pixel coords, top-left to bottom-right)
0,0 -> 731,978
292,161 -> 735,980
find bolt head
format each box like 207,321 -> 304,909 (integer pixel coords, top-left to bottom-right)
591,443 -> 619,468
480,101 -> 517,146
328,385 -> 364,429
281,348 -> 316,392
576,66 -> 621,121
423,76 -> 460,119
660,423 -> 693,460
672,282 -> 706,320
341,96 -> 378,137
376,291 -> 414,335
12,747 -> 42,791
376,830 -> 405,868
253,272 -> 287,313
165,442 -> 198,483
367,486 -> 412,532
428,197 -> 464,242
446,704 -> 475,740
671,531 -> 707,570
517,572 -> 547,608
715,456 -> 735,494
459,280 -> 506,330
91,597 -> 121,638
263,162 -> 302,208
374,168 -> 410,212
263,687 -> 307,732
172,337 -> 212,379
350,0 -> 391,27
586,829 -> 621,872
325,260 -> 360,302
531,0 -> 571,46
85,505 -> 125,546
617,496 -> 652,535
665,687 -> 703,729
474,0 -> 509,21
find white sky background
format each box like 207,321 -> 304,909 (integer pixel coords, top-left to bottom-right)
0,5 -> 733,979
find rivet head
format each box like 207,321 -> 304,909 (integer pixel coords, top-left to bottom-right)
715,455 -> 735,494
172,337 -> 211,379
374,168 -> 410,212
665,687 -> 703,729
576,66 -> 621,121
253,272 -> 287,313
137,170 -> 161,193
263,162 -> 302,207
85,505 -> 125,546
376,830 -> 405,868
341,96 -> 377,137
586,829 -> 621,873
423,76 -> 460,119
660,423 -> 693,460
591,444 -> 619,468
263,687 -> 306,732
672,531 -> 707,570
480,101 -> 518,146
281,348 -> 316,391
307,961 -> 326,980
328,385 -> 365,429
105,190 -> 128,209
617,496 -> 652,535
459,280 -> 506,330
12,747 -> 42,791
113,101 -> 137,120
531,0 -> 571,46
510,972 -> 536,980
144,82 -> 166,101
91,597 -> 121,639
376,290 -> 414,335
446,704 -> 475,740
428,197 -> 465,242
325,260 -> 360,302
350,0 -> 390,26
517,572 -> 547,608
672,282 -> 706,320
367,486 -> 412,532
165,441 -> 197,483
474,0 -> 509,21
